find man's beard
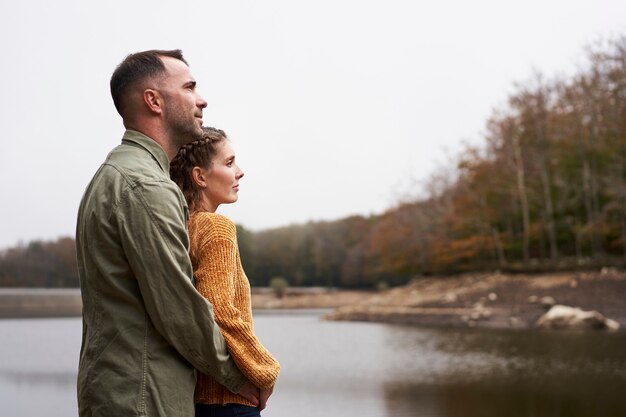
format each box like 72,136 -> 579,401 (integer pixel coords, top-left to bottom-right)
169,120 -> 203,149
163,99 -> 203,148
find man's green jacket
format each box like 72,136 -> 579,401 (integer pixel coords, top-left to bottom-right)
76,130 -> 246,417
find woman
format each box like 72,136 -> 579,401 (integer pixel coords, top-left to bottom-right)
170,127 -> 280,417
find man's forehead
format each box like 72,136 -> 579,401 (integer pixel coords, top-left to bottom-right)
160,56 -> 192,77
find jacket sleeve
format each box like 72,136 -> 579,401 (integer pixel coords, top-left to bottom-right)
193,216 -> 280,389
117,179 -> 246,394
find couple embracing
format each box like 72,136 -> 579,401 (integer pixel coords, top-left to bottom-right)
76,49 -> 279,417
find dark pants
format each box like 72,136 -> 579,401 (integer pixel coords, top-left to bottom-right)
195,403 -> 261,417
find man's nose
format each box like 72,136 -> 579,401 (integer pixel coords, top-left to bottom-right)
197,94 -> 208,109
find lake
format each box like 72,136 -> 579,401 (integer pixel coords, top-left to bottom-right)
1,310 -> 625,417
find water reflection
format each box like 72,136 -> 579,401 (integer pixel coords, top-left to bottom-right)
0,318 -> 81,417
2,313 -> 626,417
382,380 -> 626,417
380,325 -> 626,417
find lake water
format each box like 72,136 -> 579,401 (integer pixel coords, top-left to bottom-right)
1,310 -> 625,417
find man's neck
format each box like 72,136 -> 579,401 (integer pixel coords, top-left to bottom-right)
125,123 -> 176,161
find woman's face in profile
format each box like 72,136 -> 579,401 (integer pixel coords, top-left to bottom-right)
202,141 -> 244,209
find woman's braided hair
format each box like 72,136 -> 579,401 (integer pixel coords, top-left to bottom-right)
170,126 -> 227,212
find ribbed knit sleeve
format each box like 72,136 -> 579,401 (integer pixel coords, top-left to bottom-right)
189,212 -> 280,402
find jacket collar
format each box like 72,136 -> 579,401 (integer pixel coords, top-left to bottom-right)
121,130 -> 170,173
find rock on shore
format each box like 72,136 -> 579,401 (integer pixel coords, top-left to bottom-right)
536,304 -> 620,330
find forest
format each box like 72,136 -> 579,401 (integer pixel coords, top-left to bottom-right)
1,36 -> 625,288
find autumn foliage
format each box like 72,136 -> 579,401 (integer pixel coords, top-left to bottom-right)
1,36 -> 625,288
243,36 -> 626,287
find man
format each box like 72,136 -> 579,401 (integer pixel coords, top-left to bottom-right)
76,50 -> 261,417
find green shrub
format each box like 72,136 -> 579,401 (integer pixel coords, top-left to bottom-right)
269,276 -> 289,298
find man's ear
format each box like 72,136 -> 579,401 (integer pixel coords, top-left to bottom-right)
191,166 -> 208,188
143,89 -> 163,115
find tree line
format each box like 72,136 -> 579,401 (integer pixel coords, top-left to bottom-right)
242,35 -> 626,287
1,36 -> 625,288
0,238 -> 79,287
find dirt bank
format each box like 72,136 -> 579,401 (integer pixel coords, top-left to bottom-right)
0,287 -> 371,318
324,270 -> 626,330
251,288 -> 372,310
0,288 -> 82,318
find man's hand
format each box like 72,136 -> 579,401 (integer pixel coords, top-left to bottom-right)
238,381 -> 260,407
258,385 -> 274,411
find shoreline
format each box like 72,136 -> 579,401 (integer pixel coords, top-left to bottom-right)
0,287 -> 367,319
2,271 -> 624,331
0,288 -> 82,318
325,270 -> 626,330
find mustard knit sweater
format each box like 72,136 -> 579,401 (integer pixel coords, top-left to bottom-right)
188,212 -> 280,406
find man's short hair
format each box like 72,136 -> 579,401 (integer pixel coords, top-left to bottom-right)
110,49 -> 188,117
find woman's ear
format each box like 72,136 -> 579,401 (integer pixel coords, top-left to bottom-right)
191,166 -> 208,188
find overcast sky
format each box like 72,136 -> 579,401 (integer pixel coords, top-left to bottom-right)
0,0 -> 624,250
